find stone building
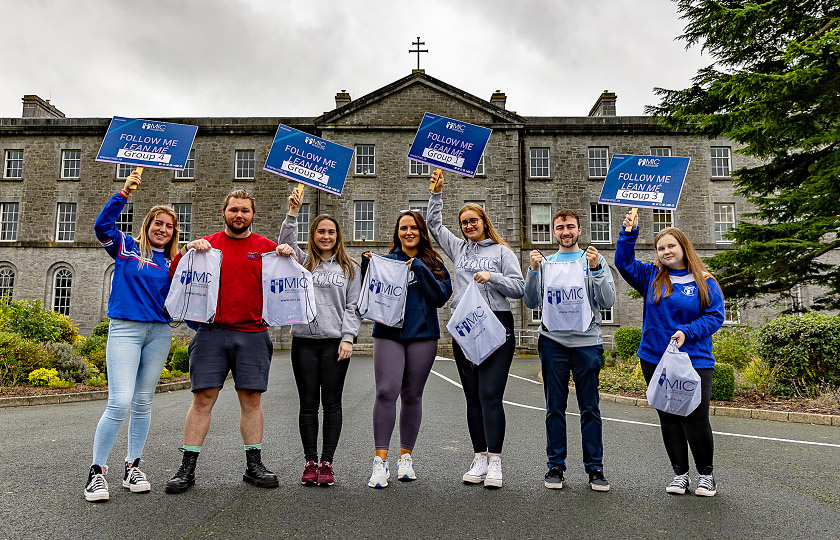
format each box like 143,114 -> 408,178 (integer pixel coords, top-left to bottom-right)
0,72 -> 785,348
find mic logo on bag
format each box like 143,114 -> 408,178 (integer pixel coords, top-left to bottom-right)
658,368 -> 696,392
369,278 -> 403,298
270,276 -> 309,294
180,271 -> 212,285
658,369 -> 667,387
546,287 -> 584,305
453,306 -> 486,337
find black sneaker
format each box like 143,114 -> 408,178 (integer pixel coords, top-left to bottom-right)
544,466 -> 564,489
666,473 -> 690,495
123,458 -> 151,493
695,474 -> 717,497
84,465 -> 109,502
243,448 -> 279,488
588,470 -> 610,492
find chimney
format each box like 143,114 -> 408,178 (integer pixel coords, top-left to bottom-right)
490,90 -> 507,109
588,90 -> 617,117
335,90 -> 351,108
22,95 -> 65,118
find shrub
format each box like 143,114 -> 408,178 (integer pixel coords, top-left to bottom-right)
169,369 -> 186,377
0,298 -> 79,344
712,326 -> 756,370
614,326 -> 642,362
85,363 -> 107,387
741,356 -> 779,398
44,342 -> 90,383
599,360 -> 647,393
159,367 -> 174,379
756,313 -> 840,388
48,378 -> 73,389
91,320 -> 110,338
711,362 -> 735,401
78,334 -> 108,375
0,331 -> 50,386
28,368 -> 60,386
168,344 -> 189,373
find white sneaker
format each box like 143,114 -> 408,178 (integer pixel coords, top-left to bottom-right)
367,456 -> 389,488
123,459 -> 151,493
84,465 -> 109,502
484,455 -> 503,489
463,453 -> 488,484
397,453 -> 416,481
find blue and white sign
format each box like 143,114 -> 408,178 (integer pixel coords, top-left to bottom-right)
264,124 -> 354,196
96,117 -> 198,170
597,154 -> 691,210
407,112 -> 492,177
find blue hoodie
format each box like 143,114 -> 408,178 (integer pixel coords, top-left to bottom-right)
615,228 -> 724,369
361,247 -> 452,342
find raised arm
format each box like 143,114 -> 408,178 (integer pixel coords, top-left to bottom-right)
427,172 -> 465,261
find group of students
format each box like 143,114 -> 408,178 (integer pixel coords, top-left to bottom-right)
84,168 -> 724,502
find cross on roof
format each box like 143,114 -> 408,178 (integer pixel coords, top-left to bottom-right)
409,37 -> 428,71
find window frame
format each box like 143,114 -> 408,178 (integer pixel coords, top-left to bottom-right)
55,202 -> 77,242
235,149 -> 256,180
0,265 -> 14,300
649,147 -> 672,157
173,203 -> 192,245
711,146 -> 732,178
4,150 -> 23,179
589,203 -> 611,244
51,267 -> 73,315
61,149 -> 81,179
714,203 -> 736,244
355,145 -> 376,175
354,201 -> 375,241
175,149 -> 196,179
297,203 -> 311,244
0,202 -> 20,241
587,147 -> 609,178
408,160 -> 431,177
530,203 -> 552,244
652,209 -> 673,238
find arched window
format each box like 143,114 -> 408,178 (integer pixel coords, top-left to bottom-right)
0,265 -> 14,301
52,267 -> 73,315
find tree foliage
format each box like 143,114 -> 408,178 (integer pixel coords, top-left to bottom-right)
647,1 -> 840,309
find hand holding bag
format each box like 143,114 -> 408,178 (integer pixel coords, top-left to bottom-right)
645,339 -> 702,416
358,253 -> 410,328
446,281 -> 506,365
164,248 -> 222,323
261,252 -> 317,326
541,259 -> 593,333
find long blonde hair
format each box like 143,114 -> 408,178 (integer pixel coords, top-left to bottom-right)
458,203 -> 510,248
137,206 -> 179,269
305,214 -> 357,278
650,227 -> 718,309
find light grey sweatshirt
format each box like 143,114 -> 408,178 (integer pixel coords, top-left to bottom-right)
523,250 -> 616,347
278,215 -> 361,342
427,192 -> 525,311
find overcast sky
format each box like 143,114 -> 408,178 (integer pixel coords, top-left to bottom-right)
0,0 -> 710,119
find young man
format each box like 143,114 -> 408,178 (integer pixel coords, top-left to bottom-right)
165,189 -> 281,494
523,209 -> 616,491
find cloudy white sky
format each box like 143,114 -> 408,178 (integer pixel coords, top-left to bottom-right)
0,0 -> 710,119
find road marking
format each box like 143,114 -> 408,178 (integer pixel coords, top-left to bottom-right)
429,364 -> 840,449
509,373 -> 542,385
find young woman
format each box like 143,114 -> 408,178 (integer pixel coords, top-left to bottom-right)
615,211 -> 725,497
363,210 -> 452,488
276,188 -> 361,487
427,171 -> 525,489
86,170 -> 179,502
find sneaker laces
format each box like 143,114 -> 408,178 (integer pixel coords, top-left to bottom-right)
669,473 -> 689,487
127,467 -> 147,484
697,474 -> 714,490
87,473 -> 107,492
372,459 -> 386,475
488,458 -> 502,475
398,455 -> 412,469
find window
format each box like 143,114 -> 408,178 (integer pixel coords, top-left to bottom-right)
175,149 -> 196,179
354,201 -> 374,241
55,202 -> 77,242
116,163 -> 133,179
723,299 -> 739,325
531,307 -> 542,323
600,307 -> 614,323
297,203 -> 310,244
652,209 -> 673,237
714,203 -> 735,244
711,147 -> 731,178
782,285 -> 804,313
408,201 -> 428,220
235,150 -> 255,179
589,203 -> 611,244
355,145 -> 375,175
649,147 -> 672,157
409,160 -> 430,176
588,147 -> 608,178
0,266 -> 14,300
116,203 -> 133,235
4,150 -> 23,178
52,267 -> 72,315
529,148 -> 550,178
0,202 -> 19,241
173,203 -> 192,245
531,204 -> 551,243
475,155 -> 485,176
61,150 -> 81,179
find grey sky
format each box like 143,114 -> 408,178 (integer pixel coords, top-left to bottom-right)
0,0 -> 709,119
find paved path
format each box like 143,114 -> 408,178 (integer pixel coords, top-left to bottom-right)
1,353 -> 838,539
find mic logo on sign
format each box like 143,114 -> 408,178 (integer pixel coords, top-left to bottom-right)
637,158 -> 660,167
142,122 -> 166,133
181,271 -> 211,285
454,306 -> 486,337
445,121 -> 465,133
271,276 -> 309,294
369,278 -> 403,297
304,136 -> 327,150
546,287 -> 584,305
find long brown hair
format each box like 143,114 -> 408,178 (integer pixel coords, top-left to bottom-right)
389,211 -> 446,280
458,203 -> 510,248
650,227 -> 718,309
304,214 -> 357,278
137,205 -> 179,269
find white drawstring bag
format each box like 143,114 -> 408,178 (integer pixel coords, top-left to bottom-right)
261,253 -> 317,326
542,260 -> 592,333
358,254 -> 410,328
646,340 -> 703,416
165,248 -> 222,323
446,281 -> 506,365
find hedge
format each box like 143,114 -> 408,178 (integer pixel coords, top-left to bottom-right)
756,313 -> 840,388
711,362 -> 735,401
614,326 -> 642,361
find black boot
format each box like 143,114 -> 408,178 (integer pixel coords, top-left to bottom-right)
165,450 -> 199,494
243,448 -> 279,488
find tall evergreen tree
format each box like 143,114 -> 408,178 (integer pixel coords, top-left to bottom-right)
647,1 -> 840,310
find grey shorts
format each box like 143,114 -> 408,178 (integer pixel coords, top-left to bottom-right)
188,326 -> 273,392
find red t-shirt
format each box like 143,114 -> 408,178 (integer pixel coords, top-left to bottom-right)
170,231 -> 277,332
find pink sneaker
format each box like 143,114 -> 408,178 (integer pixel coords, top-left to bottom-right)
301,460 -> 318,485
318,461 -> 335,486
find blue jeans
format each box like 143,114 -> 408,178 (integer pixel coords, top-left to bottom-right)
538,336 -> 604,473
92,319 -> 172,469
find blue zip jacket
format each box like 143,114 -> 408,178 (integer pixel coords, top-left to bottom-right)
615,228 -> 724,369
94,192 -> 172,322
361,247 -> 452,342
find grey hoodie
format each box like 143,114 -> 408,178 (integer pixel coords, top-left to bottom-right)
278,215 -> 361,342
427,192 -> 525,311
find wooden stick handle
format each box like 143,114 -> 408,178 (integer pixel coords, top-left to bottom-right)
127,166 -> 144,190
429,168 -> 442,191
625,207 -> 638,232
296,182 -> 304,196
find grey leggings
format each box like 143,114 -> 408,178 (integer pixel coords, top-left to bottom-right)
372,338 -> 438,451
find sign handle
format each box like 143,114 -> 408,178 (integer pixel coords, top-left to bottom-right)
429,168 -> 442,191
625,208 -> 638,232
127,166 -> 144,191
296,183 -> 304,197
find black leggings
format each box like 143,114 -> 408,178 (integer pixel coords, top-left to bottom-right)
291,337 -> 350,463
452,311 -> 515,454
640,359 -> 714,475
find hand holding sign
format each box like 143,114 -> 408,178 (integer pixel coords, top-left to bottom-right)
430,168 -> 444,192
288,186 -> 303,217
123,170 -> 142,193
623,209 -> 639,231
